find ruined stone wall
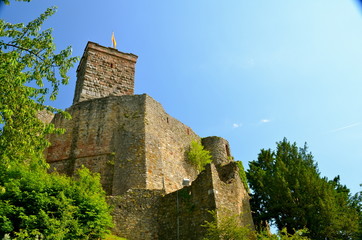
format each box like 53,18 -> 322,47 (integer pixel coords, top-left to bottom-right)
144,95 -> 199,193
47,95 -> 147,195
212,162 -> 255,230
107,189 -> 164,240
158,162 -> 255,240
158,164 -> 216,240
73,42 -> 137,104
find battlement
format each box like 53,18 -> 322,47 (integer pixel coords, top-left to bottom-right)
73,41 -> 138,104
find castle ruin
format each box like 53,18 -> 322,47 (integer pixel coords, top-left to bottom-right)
46,42 -> 254,239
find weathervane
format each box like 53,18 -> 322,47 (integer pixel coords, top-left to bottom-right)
112,32 -> 117,49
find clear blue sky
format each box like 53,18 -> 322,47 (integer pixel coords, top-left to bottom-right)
1,0 -> 362,194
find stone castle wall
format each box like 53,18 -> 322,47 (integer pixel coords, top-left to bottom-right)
157,162 -> 255,240
107,189 -> 164,240
144,95 -> 199,193
212,162 -> 255,229
108,162 -> 255,240
45,41 -> 255,240
73,42 -> 137,104
157,164 -> 216,240
47,95 -> 147,195
47,94 -> 203,195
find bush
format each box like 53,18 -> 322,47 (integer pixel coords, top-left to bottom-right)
187,140 -> 212,172
103,234 -> 128,240
202,210 -> 310,240
0,166 -> 113,239
202,210 -> 254,240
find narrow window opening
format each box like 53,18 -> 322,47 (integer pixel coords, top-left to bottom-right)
225,144 -> 230,157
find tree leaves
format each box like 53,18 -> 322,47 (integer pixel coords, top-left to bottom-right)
0,166 -> 113,239
0,3 -> 113,238
0,6 -> 78,104
1,0 -> 31,5
0,6 -> 78,168
247,138 -> 361,239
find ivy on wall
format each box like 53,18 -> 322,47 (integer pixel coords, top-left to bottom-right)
236,161 -> 249,192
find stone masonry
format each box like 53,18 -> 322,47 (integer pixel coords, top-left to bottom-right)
73,42 -> 137,104
46,42 -> 255,239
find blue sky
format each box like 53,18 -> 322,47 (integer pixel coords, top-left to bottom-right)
1,0 -> 362,194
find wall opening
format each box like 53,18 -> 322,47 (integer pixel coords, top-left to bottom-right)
225,144 -> 230,157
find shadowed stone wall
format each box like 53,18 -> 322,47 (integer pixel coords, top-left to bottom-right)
157,162 -> 255,240
158,164 -> 215,240
107,189 -> 164,240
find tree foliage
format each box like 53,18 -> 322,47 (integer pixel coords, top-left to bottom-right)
247,138 -> 361,239
0,3 -> 113,239
1,0 -> 31,5
257,228 -> 310,240
0,166 -> 112,239
187,140 -> 212,172
350,187 -> 362,239
0,6 -> 77,168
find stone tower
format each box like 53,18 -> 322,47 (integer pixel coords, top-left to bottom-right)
73,42 -> 138,104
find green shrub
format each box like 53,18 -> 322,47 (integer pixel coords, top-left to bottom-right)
0,166 -> 113,239
202,210 -> 310,240
187,140 -> 212,172
103,234 -> 128,240
202,210 -> 254,240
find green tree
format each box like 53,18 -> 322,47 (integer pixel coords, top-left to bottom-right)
247,138 -> 360,239
0,6 -> 76,168
350,186 -> 362,239
0,2 -> 113,239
